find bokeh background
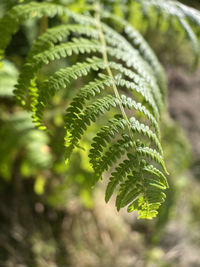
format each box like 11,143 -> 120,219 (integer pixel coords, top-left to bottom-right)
0,0 -> 200,266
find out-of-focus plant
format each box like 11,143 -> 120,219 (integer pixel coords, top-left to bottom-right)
153,116 -> 192,239
0,0 -> 199,220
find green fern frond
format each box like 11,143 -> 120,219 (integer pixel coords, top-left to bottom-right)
0,2 -> 64,59
0,1 -> 175,219
138,0 -> 200,65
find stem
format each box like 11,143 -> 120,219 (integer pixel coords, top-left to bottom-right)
94,3 -> 133,138
94,3 -> 143,174
40,16 -> 48,35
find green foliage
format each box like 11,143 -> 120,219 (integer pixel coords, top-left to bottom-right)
138,0 -> 200,64
0,0 -> 199,219
0,60 -> 19,97
0,110 -> 52,181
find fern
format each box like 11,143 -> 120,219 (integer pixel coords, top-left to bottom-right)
135,0 -> 200,66
0,60 -> 19,97
0,1 -> 199,219
0,111 -> 52,181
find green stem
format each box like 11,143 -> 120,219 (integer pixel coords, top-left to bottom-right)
94,3 -> 143,174
94,3 -> 133,138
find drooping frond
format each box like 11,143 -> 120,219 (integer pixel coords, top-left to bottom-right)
136,0 -> 200,66
0,1 -> 172,219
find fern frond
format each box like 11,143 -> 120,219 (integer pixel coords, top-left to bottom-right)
0,1 -> 172,219
0,2 -> 64,59
138,0 -> 200,65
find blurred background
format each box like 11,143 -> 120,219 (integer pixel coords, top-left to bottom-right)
0,0 -> 200,266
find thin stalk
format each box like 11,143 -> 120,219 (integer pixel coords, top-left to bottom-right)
94,3 -> 133,138
94,3 -> 142,173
